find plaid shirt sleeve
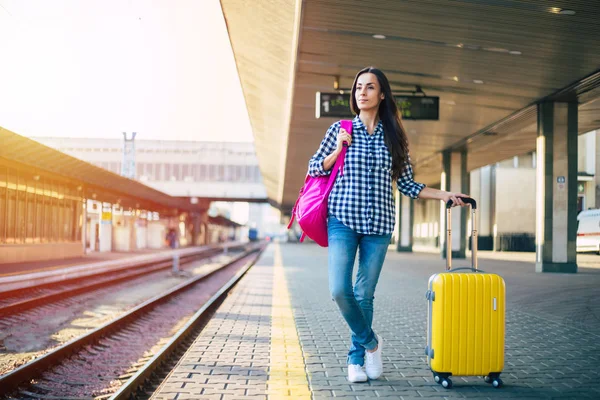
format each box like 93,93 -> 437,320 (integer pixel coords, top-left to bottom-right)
397,155 -> 426,199
308,121 -> 340,177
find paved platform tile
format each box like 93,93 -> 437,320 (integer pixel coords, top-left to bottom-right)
281,244 -> 600,400
151,244 -> 600,399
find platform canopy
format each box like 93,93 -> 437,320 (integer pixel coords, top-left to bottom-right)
1,127 -> 207,214
219,0 -> 600,212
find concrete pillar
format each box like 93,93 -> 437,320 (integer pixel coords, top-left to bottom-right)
135,216 -> 148,250
395,193 -> 414,252
596,130 -> 600,209
490,164 -> 498,251
440,149 -> 469,259
98,203 -> 113,252
469,166 -> 493,251
190,212 -> 202,246
81,199 -> 88,253
535,101 -> 578,273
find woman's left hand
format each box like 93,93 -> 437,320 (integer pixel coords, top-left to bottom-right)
443,192 -> 470,207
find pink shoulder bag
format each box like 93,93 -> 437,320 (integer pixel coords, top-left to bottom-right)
287,120 -> 353,247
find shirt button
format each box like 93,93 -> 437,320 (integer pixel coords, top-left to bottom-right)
368,186 -> 372,190
369,169 -> 372,172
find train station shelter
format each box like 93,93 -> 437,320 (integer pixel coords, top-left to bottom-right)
220,0 -> 600,273
0,127 -> 226,264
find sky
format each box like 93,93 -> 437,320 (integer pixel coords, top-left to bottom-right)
0,0 -> 254,142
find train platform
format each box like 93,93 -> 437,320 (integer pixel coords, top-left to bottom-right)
0,249 -> 167,278
0,246 -> 228,294
151,243 -> 600,400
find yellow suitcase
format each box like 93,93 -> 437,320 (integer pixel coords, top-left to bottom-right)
425,198 -> 505,389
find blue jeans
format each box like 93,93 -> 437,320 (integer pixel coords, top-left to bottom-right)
327,216 -> 392,366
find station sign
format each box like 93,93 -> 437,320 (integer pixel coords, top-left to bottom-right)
101,211 -> 112,225
395,95 -> 440,120
316,92 -> 440,120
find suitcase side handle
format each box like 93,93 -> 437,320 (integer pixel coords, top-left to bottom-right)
445,198 -> 478,271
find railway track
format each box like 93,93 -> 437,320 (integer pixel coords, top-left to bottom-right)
0,246 -> 241,368
0,243 -> 266,399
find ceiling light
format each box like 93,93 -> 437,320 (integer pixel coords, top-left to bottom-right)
372,34 -> 386,39
509,50 -> 522,55
452,76 -> 459,82
456,43 -> 464,48
473,80 -> 484,84
559,9 -> 576,15
484,47 -> 509,53
550,7 -> 576,15
444,100 -> 456,106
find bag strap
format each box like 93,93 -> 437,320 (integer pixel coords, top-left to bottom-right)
321,119 -> 352,198
338,120 -> 353,176
288,120 -> 353,230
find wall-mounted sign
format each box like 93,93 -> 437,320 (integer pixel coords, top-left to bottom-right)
316,92 -> 352,119
316,92 -> 440,120
101,211 -> 112,225
395,96 -> 440,120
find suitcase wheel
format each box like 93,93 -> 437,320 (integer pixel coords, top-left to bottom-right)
441,378 -> 453,389
484,374 -> 503,388
433,372 -> 452,389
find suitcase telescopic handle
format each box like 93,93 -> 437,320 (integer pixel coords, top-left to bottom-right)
446,197 -> 477,209
445,197 -> 478,271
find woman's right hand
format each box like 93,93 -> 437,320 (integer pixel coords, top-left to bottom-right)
336,128 -> 352,152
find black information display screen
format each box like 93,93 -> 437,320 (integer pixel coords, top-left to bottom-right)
395,95 -> 439,120
316,92 -> 439,120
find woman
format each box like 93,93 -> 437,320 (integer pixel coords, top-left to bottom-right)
308,67 -> 469,383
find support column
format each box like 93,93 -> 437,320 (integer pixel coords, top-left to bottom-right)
470,166 -> 493,250
596,130 -> 600,209
191,212 -> 202,246
81,197 -> 88,253
440,149 -> 469,259
395,193 -> 414,252
199,211 -> 209,245
98,202 -> 113,252
536,101 -> 578,273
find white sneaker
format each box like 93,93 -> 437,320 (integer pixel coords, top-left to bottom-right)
347,364 -> 368,383
365,333 -> 383,380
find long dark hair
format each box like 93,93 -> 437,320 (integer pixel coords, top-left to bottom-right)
350,66 -> 410,181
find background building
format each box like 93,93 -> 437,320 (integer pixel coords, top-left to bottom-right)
34,137 -> 281,240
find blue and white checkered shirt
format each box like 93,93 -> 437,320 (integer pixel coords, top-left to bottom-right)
308,116 -> 425,235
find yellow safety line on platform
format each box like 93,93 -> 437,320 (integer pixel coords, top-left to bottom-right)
267,244 -> 312,399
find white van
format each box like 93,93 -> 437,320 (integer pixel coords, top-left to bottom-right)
577,209 -> 600,254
